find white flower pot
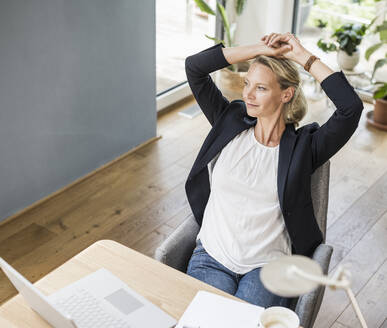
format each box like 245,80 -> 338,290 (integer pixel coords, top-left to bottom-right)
337,48 -> 360,71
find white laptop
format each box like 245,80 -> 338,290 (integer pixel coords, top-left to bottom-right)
0,257 -> 177,328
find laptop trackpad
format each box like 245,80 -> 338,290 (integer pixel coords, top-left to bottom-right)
104,288 -> 144,315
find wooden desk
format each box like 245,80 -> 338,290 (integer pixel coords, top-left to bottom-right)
0,239 -> 245,327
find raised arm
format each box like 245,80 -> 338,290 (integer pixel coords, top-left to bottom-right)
310,70 -> 363,171
185,43 -> 231,127
263,32 -> 364,171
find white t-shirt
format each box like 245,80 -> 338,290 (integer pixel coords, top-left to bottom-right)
197,126 -> 292,274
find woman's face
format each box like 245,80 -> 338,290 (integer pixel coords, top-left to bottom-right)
242,63 -> 292,119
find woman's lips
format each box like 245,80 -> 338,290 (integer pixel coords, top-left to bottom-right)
246,103 -> 259,107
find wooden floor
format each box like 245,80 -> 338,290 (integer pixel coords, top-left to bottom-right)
0,92 -> 386,327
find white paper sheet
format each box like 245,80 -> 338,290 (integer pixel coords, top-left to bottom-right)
176,290 -> 265,328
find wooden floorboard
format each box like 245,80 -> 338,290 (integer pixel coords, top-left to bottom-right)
0,94 -> 386,328
337,257 -> 387,328
314,211 -> 387,327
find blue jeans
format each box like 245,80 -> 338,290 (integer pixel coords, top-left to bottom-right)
186,239 -> 298,309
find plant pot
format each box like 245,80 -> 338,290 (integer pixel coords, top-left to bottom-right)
337,48 -> 360,71
374,98 -> 387,124
366,98 -> 387,131
215,62 -> 249,101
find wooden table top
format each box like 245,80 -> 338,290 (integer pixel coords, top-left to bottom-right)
0,239 -> 246,327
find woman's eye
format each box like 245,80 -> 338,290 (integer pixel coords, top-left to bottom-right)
244,82 -> 265,90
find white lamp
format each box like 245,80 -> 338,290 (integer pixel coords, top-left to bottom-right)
260,255 -> 368,328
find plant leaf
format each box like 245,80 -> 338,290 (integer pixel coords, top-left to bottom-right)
373,83 -> 387,99
317,38 -> 337,52
367,16 -> 378,31
204,34 -> 225,46
193,0 -> 215,16
216,2 -> 231,47
371,58 -> 387,82
341,37 -> 349,49
376,21 -> 387,32
375,57 -> 387,71
216,2 -> 229,30
235,0 -> 246,15
315,19 -> 328,29
365,42 -> 383,60
381,29 -> 387,42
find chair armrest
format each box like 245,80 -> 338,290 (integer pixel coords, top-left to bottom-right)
154,214 -> 200,273
295,243 -> 333,328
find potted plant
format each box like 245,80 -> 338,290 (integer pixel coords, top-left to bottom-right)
364,10 -> 387,131
317,22 -> 367,71
194,0 -> 249,100
369,81 -> 387,131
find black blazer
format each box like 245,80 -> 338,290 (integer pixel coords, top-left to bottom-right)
184,42 -> 364,257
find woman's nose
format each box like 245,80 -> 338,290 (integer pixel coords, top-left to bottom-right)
246,87 -> 255,99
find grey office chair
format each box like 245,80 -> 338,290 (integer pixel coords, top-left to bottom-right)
155,160 -> 333,328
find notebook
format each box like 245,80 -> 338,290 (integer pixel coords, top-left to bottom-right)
176,290 -> 265,328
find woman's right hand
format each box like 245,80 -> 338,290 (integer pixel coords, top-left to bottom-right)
261,32 -> 312,65
257,39 -> 292,58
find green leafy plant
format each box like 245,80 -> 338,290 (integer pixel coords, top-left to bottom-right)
194,0 -> 247,71
364,10 -> 387,100
316,38 -> 337,52
372,82 -> 387,99
315,19 -> 328,29
317,22 -> 367,56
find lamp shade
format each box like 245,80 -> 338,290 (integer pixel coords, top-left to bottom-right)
260,255 -> 323,297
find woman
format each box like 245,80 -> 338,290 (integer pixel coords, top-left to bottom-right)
184,32 -> 363,309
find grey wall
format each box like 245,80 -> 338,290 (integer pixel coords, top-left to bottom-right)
0,0 -> 156,221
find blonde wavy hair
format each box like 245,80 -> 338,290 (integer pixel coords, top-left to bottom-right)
250,55 -> 307,127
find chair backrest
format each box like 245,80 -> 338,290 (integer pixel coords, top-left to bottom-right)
291,160 -> 331,327
310,161 -> 330,243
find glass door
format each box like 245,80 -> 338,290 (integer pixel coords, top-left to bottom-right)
156,0 -> 218,110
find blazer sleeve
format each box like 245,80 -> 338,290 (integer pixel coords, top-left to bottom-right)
311,70 -> 364,172
185,42 -> 232,127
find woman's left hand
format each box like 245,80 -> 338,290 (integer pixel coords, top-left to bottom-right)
261,32 -> 312,65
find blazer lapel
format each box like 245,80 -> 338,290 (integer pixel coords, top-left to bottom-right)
277,123 -> 297,211
189,109 -> 256,178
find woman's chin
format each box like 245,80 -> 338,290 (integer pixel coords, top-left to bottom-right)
246,108 -> 260,118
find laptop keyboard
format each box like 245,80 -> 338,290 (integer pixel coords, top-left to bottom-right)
54,288 -> 131,328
